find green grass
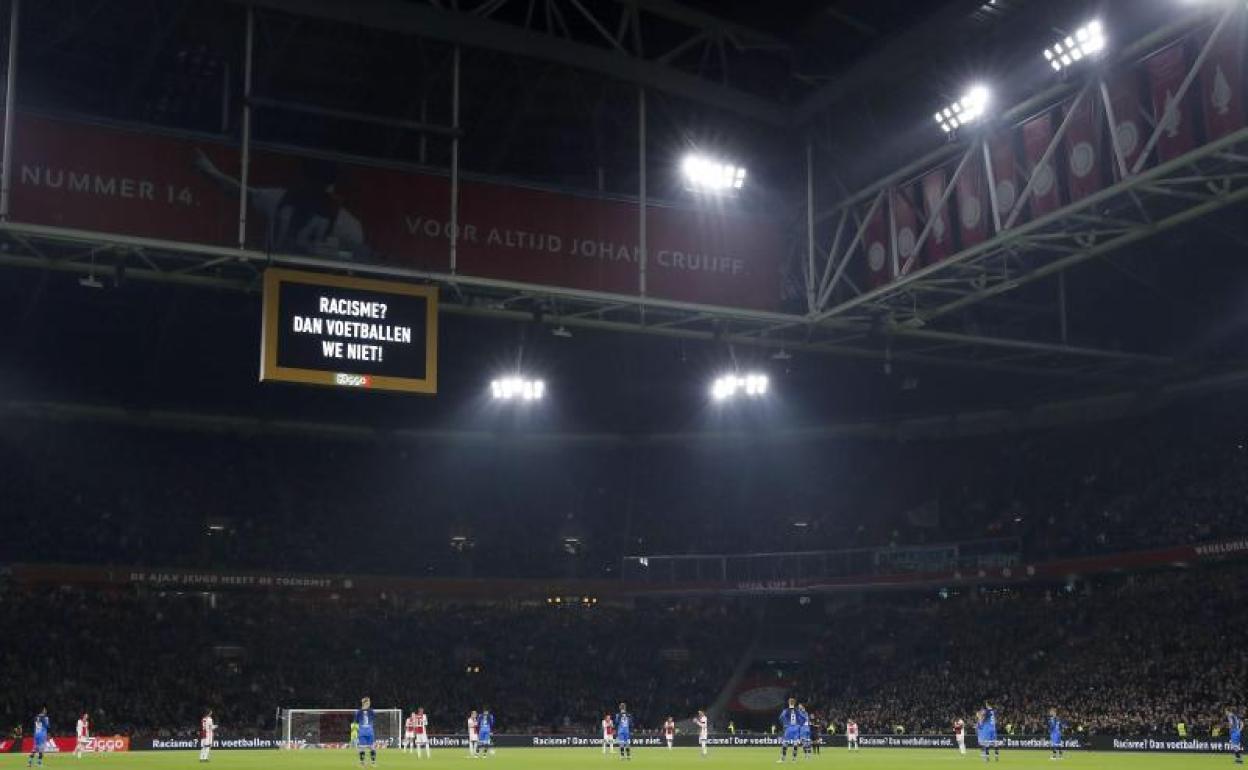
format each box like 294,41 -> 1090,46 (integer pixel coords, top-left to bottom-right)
0,748 -> 1239,769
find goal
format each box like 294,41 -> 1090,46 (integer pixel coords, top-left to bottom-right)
278,708 -> 403,750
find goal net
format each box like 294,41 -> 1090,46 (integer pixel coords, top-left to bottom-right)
278,709 -> 403,750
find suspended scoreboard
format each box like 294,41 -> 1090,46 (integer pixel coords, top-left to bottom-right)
260,268 -> 438,394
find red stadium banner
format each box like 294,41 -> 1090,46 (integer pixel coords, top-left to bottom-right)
986,132 -> 1019,227
1145,40 -> 1199,162
919,167 -> 953,264
1063,91 -> 1106,201
863,200 -> 890,288
1200,16 -> 1246,141
954,155 -> 988,247
1107,69 -> 1148,176
1021,111 -> 1062,217
891,187 -> 919,277
9,112 -> 782,310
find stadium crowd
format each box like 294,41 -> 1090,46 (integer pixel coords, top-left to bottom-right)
795,565 -> 1248,737
0,587 -> 749,739
3,406 -> 1248,580
1,565 -> 1243,741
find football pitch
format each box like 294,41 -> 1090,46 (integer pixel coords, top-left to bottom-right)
0,749 -> 1238,769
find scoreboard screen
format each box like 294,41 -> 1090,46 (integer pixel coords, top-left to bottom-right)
260,268 -> 438,394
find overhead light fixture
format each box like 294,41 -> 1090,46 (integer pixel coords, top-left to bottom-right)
933,85 -> 991,134
710,372 -> 769,402
682,153 -> 747,193
490,376 -> 546,401
1044,20 -> 1105,72
551,326 -> 573,338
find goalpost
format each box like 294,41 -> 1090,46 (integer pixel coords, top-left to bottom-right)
278,709 -> 403,750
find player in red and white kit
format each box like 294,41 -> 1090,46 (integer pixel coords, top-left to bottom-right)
663,717 -> 676,750
953,717 -> 966,755
199,709 -> 216,763
694,710 -> 709,757
75,712 -> 90,758
413,708 -> 430,758
601,713 -> 615,755
404,712 -> 418,753
846,719 -> 859,751
467,711 -> 479,758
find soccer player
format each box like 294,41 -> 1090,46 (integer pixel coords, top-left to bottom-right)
614,703 -> 633,760
27,708 -> 49,768
778,697 -> 805,763
983,702 -> 1000,761
847,718 -> 859,751
467,710 -> 479,758
478,709 -> 494,757
198,709 -> 215,763
1048,708 -> 1065,760
954,716 -> 967,755
350,719 -> 360,749
695,710 -> 709,757
404,711 -> 418,753
1229,709 -> 1243,765
75,712 -> 91,759
601,712 -> 615,755
413,708 -> 431,759
355,697 -> 377,767
663,716 -> 675,750
809,714 -> 822,756
798,705 -> 812,758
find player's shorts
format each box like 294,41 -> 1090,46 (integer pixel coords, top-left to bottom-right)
783,727 -> 801,744
358,729 -> 375,748
1050,735 -> 1062,747
415,733 -> 429,745
469,732 -> 479,743
405,732 -> 415,740
34,735 -> 48,751
1230,732 -> 1242,749
479,732 -> 492,745
617,733 -> 631,746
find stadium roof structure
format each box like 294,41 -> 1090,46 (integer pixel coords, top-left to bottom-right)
3,0 -> 1248,424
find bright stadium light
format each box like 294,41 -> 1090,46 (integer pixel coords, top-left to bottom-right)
1043,20 -> 1106,72
933,85 -> 991,134
490,376 -> 546,401
710,372 -> 770,402
682,153 -> 747,193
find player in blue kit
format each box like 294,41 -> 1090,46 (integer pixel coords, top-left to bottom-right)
478,708 -> 495,757
983,702 -> 1000,762
614,703 -> 633,760
798,704 -> 812,759
975,709 -> 993,763
27,708 -> 49,768
355,696 -> 377,767
778,697 -> 806,763
1228,710 -> 1243,764
1048,708 -> 1065,760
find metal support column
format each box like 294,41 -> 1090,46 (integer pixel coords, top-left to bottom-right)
0,0 -> 20,221
450,46 -> 461,274
237,5 -> 254,248
1058,271 -> 1068,344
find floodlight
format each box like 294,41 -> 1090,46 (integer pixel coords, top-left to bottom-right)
1043,20 -> 1106,72
682,153 -> 747,193
710,372 -> 770,402
934,85 -> 991,133
489,376 -> 546,401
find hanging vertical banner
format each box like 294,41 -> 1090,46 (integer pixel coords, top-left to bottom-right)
891,186 -> 919,277
920,168 -> 953,265
863,201 -> 890,288
1021,111 -> 1062,218
1200,16 -> 1246,141
1145,40 -> 1199,163
1108,70 -> 1148,176
954,156 -> 988,248
1064,91 -> 1106,201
